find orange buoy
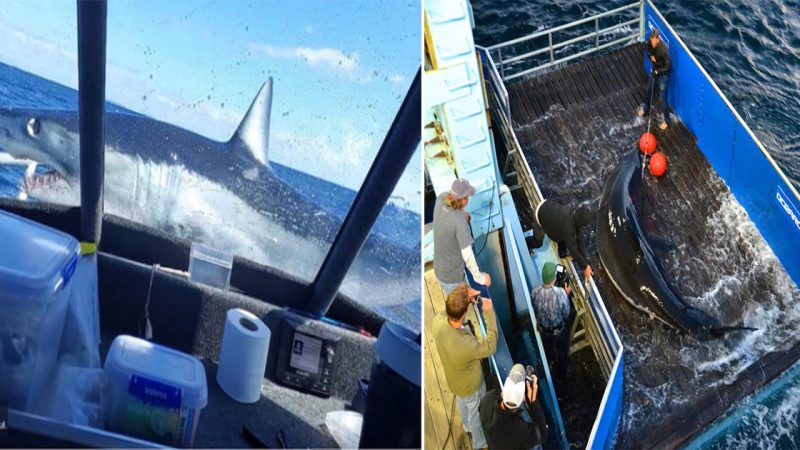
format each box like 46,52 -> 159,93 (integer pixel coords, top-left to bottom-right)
639,132 -> 657,155
650,151 -> 667,177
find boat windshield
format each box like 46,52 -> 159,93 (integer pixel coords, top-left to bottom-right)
0,1 -> 421,331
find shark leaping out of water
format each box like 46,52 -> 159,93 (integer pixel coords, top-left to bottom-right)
0,79 -> 413,270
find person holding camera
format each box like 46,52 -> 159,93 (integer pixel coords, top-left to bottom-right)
531,262 -> 572,384
432,282 -> 498,449
479,363 -> 549,449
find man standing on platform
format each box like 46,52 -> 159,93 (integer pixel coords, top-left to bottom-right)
531,262 -> 572,385
432,283 -> 498,449
638,28 -> 672,130
433,178 -> 492,295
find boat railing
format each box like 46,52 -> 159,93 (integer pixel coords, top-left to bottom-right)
477,43 -> 625,449
640,0 -> 800,287
486,1 -> 642,82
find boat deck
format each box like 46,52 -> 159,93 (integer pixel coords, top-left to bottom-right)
505,43 -> 800,447
423,264 -> 474,450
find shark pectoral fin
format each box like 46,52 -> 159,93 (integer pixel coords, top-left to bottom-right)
710,325 -> 758,338
646,232 -> 677,252
229,78 -> 273,166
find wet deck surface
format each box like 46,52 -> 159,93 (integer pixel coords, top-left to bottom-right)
423,264 -> 473,450
506,43 -> 800,447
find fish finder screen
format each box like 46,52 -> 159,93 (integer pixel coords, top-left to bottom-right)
290,332 -> 322,374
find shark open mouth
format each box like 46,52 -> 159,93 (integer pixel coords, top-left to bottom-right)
21,166 -> 63,195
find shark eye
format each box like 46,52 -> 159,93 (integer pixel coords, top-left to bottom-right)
26,118 -> 40,138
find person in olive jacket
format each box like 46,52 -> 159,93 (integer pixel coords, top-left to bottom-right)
432,283 -> 498,449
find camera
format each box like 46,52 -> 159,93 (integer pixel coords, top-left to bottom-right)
554,264 -> 569,288
525,365 -> 536,383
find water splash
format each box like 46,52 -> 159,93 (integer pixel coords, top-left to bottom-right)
24,150 -> 420,328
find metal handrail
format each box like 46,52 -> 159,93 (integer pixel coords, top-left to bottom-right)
488,1 -> 641,81
479,39 -> 623,377
486,2 -> 639,51
499,18 -> 639,66
476,45 -> 510,123
506,34 -> 638,81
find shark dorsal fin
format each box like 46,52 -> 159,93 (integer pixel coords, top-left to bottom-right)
229,78 -> 272,166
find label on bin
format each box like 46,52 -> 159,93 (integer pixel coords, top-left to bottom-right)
129,374 -> 182,409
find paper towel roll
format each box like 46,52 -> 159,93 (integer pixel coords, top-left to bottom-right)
216,308 -> 271,403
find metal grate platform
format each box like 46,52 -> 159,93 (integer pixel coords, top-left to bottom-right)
506,43 -> 800,447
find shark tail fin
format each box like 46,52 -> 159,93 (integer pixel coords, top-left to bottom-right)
229,78 -> 273,166
710,324 -> 758,338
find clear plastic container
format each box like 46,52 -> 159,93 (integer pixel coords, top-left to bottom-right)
103,335 -> 208,447
188,242 -> 233,290
0,210 -> 80,411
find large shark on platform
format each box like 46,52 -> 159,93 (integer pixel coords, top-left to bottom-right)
596,150 -> 755,340
0,79 -> 414,272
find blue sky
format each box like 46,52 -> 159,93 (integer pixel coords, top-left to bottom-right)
0,0 -> 421,208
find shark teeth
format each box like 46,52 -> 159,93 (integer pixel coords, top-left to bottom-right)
21,169 -> 62,194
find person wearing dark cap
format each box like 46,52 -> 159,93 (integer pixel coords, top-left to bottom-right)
638,28 -> 672,130
479,364 -> 549,449
535,199 -> 595,281
531,262 -> 572,384
433,178 -> 492,295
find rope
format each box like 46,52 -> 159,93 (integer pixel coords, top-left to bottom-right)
441,395 -> 457,449
141,264 -> 159,340
641,71 -> 656,181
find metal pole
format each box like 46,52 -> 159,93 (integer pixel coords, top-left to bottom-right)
498,47 -> 505,79
595,17 -> 600,48
77,0 -> 107,245
306,69 -> 421,316
548,32 -> 554,63
639,0 -> 646,41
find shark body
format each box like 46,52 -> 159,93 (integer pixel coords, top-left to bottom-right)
0,80 -> 415,271
596,150 -> 753,340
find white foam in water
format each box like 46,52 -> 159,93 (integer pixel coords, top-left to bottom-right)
619,189 -> 800,436
673,193 -> 800,383
711,382 -> 800,450
27,149 -> 417,315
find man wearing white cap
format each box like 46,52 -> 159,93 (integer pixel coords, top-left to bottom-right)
433,178 -> 492,295
479,364 -> 549,449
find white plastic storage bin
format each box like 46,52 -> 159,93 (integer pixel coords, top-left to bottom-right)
188,242 -> 233,290
0,210 -> 79,411
104,335 -> 208,447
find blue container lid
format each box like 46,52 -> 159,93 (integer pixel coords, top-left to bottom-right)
374,322 -> 420,387
0,210 -> 79,295
104,335 -> 208,409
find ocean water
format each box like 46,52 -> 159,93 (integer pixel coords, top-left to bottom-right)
471,0 -> 800,445
0,61 -> 421,331
687,359 -> 800,449
471,0 -> 800,189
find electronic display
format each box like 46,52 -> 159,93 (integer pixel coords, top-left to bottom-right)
289,332 -> 322,374
276,316 -> 339,396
